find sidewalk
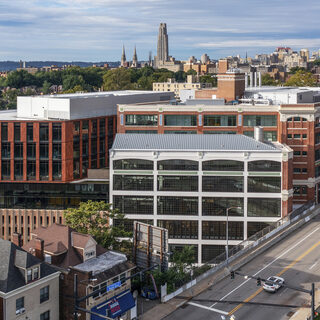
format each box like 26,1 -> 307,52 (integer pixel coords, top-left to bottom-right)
289,287 -> 320,320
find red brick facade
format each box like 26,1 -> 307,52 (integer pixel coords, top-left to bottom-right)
0,115 -> 116,183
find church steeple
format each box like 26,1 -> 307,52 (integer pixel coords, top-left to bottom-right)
131,46 -> 138,68
121,45 -> 126,67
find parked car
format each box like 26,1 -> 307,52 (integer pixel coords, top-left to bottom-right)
263,276 -> 285,293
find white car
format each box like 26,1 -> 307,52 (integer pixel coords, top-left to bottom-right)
263,276 -> 285,293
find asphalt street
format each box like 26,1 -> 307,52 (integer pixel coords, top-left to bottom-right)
164,215 -> 320,320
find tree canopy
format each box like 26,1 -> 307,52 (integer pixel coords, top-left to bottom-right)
285,70 -> 318,87
64,200 -> 132,253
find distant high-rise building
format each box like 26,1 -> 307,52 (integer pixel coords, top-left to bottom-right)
131,46 -> 138,68
201,53 -> 209,64
121,45 -> 126,67
149,51 -> 153,67
155,23 -> 169,67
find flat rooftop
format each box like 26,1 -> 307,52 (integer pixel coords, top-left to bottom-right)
73,251 -> 127,275
112,133 -> 281,152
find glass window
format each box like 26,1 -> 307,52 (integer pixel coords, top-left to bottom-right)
14,123 -> 21,141
40,161 -> 49,181
27,161 -> 36,180
202,160 -> 243,171
1,123 -> 8,141
91,119 -> 97,137
202,245 -> 225,263
113,159 -> 153,170
40,144 -> 49,159
52,144 -> 61,160
52,123 -> 61,141
157,220 -> 198,239
248,160 -> 281,172
113,175 -> 153,191
247,198 -> 281,217
82,134 -> 88,156
243,131 -> 254,138
248,177 -> 281,193
157,159 -> 198,171
294,134 -> 301,139
157,196 -> 198,215
99,118 -> 105,136
1,142 -> 10,158
203,115 -> 236,127
243,115 -> 277,127
27,143 -> 36,159
125,114 -> 158,126
264,131 -> 277,141
126,130 -> 158,134
16,297 -> 24,311
293,185 -> 308,195
248,222 -> 276,238
27,269 -> 32,282
14,143 -> 23,159
14,160 -> 23,180
40,311 -> 50,320
294,151 -> 301,156
157,176 -> 198,192
1,160 -> 10,179
203,131 -> 237,134
164,130 -> 197,134
53,161 -> 62,180
82,120 -> 89,131
39,124 -> 49,141
73,121 -> 80,134
202,176 -> 243,192
202,221 -> 243,240
164,115 -> 197,126
113,196 -> 153,215
202,198 -> 243,216
288,134 -> 292,139
27,124 -> 33,141
40,286 -> 49,303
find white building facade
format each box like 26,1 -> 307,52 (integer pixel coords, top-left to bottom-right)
110,134 -> 293,264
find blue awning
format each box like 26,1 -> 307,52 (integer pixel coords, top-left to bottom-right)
91,290 -> 135,320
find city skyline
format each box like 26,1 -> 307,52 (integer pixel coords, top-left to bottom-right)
0,0 -> 320,61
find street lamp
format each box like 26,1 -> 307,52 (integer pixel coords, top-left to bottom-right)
225,206 -> 242,265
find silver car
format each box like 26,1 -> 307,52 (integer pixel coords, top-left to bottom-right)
263,276 -> 285,293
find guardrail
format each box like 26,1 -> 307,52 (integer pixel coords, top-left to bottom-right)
161,201 -> 317,303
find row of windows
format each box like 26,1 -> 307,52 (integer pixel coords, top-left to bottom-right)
1,143 -> 61,160
1,160 -> 61,181
287,134 -> 307,139
1,123 -> 61,142
123,114 -> 277,127
113,175 -> 281,193
113,159 -> 281,172
113,196 -> 281,217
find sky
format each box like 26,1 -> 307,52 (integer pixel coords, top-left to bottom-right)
0,0 -> 320,62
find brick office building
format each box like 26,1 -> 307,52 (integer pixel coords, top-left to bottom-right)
0,91 -> 174,243
117,102 -> 320,207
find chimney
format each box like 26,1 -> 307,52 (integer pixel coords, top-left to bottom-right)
254,126 -> 264,142
12,233 -> 23,247
218,59 -> 228,73
34,238 -> 44,261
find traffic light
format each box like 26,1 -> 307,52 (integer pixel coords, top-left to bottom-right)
230,271 -> 235,279
257,277 -> 261,286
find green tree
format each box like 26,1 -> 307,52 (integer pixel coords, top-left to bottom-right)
186,69 -> 197,76
174,71 -> 186,82
42,80 -> 51,94
171,246 -> 195,274
289,66 -> 306,74
313,59 -> 320,66
64,200 -> 132,252
199,74 -> 217,87
6,70 -> 37,88
62,74 -> 86,91
285,70 -> 318,87
261,73 -> 278,86
103,68 -> 132,91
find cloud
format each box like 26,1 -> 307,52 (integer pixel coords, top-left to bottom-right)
0,0 -> 319,61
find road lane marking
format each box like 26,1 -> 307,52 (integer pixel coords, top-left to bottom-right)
188,302 -> 229,315
309,261 -> 318,270
229,238 -> 320,315
209,226 -> 320,308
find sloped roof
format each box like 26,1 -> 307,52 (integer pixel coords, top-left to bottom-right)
0,239 -> 56,293
112,134 -> 280,152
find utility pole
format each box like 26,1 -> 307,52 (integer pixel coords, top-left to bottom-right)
311,282 -> 315,320
74,274 -> 78,320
